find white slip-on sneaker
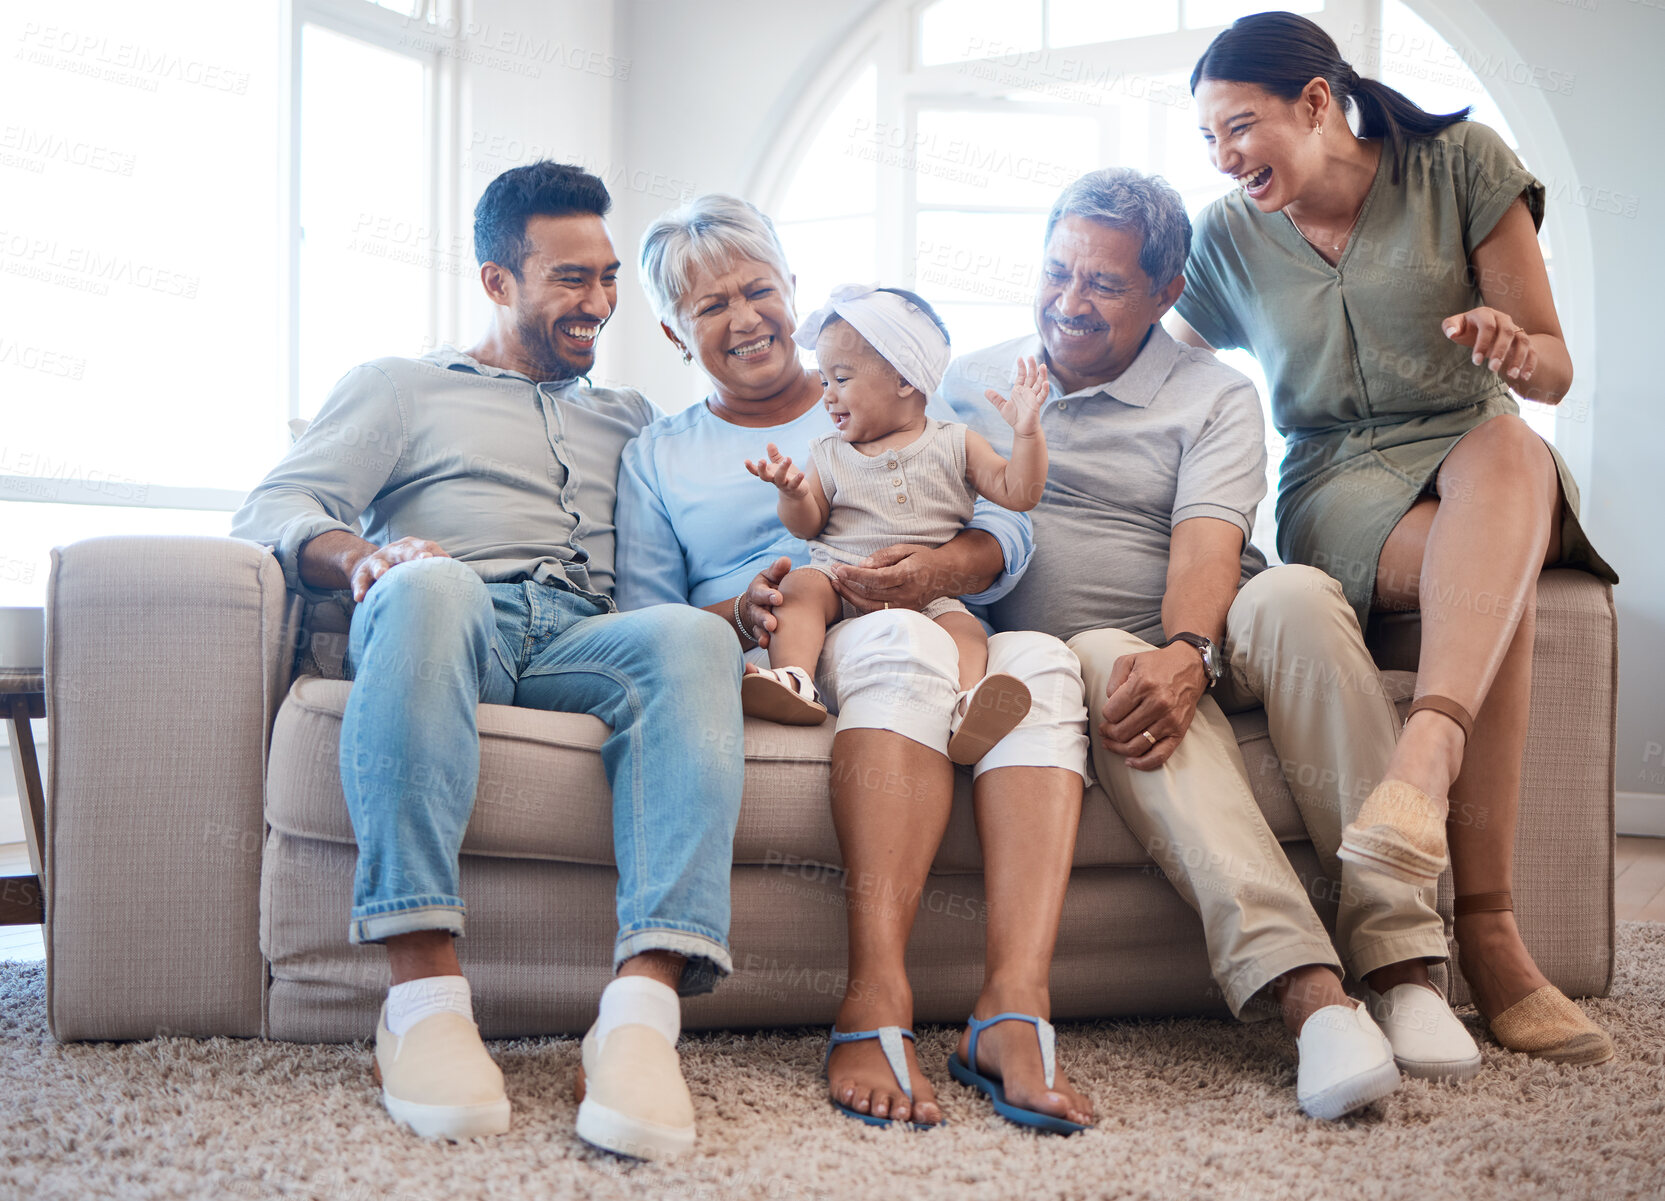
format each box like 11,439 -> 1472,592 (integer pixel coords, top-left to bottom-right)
1367,983 -> 1483,1081
1295,1001 -> 1401,1120
374,1003 -> 511,1140
574,1021 -> 696,1161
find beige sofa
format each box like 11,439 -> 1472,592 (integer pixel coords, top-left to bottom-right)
41,537 -> 1617,1042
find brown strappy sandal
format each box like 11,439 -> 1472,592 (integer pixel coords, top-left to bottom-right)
1454,891 -> 1615,1066
1338,694 -> 1473,887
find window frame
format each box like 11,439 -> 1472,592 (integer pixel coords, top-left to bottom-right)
284,0 -> 461,426
0,0 -> 459,521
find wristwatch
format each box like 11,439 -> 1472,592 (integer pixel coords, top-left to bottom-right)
1161,632 -> 1223,690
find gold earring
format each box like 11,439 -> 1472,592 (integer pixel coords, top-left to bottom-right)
1315,124 -> 1324,135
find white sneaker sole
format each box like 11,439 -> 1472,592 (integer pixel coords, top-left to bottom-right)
1298,1057 -> 1401,1121
1394,1050 -> 1483,1082
575,1096 -> 695,1161
382,1090 -> 511,1141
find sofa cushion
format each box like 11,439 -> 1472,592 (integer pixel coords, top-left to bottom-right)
264,840 -> 1341,1039
265,671 -> 1418,874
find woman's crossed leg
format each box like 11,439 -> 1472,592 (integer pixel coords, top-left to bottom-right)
1371,413 -> 1569,1020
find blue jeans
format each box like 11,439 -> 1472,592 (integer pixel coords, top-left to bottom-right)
338,557 -> 743,994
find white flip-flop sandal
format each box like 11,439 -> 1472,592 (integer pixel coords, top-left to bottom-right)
946,673 -> 1031,765
741,665 -> 828,726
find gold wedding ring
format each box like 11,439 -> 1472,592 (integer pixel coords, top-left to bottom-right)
884,602 -> 890,609
1141,730 -> 1157,747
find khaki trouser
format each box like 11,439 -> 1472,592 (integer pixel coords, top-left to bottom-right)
1069,564 -> 1447,1018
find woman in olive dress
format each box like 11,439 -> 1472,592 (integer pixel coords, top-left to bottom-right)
1173,11 -> 1616,1064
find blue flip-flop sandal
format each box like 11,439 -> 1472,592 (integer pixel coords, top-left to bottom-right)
948,1012 -> 1090,1135
824,1025 -> 939,1130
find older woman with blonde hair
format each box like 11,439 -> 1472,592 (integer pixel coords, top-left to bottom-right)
615,194 -> 1096,1133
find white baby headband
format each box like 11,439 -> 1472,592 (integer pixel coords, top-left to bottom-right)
792,283 -> 951,397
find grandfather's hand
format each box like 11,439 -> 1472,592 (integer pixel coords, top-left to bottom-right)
738,555 -> 793,648
347,536 -> 450,603
1099,642 -> 1209,770
830,543 -> 961,614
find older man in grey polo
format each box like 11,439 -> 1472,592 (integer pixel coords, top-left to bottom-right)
937,168 -> 1481,1120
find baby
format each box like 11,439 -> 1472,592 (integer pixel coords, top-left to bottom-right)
741,284 -> 1048,765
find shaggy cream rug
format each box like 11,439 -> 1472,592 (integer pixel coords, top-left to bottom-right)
5,925 -> 1664,1201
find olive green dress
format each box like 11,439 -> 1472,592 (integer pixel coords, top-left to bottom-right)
1178,121 -> 1616,628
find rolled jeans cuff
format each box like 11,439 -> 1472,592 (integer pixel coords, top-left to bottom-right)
349,898 -> 466,945
614,925 -> 733,997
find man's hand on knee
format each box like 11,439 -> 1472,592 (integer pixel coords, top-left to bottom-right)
1098,645 -> 1207,770
348,536 -> 451,602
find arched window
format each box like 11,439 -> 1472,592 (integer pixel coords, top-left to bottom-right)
756,0 -> 1581,562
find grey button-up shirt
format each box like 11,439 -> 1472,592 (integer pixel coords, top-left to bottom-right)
231,346 -> 659,605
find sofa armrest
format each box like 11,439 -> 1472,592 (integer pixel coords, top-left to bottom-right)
1368,569 -> 1616,1000
45,536 -> 296,1040
1508,570 -> 1618,997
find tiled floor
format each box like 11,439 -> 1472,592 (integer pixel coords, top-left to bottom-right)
1615,834 -> 1665,923
2,838 -> 1663,967
0,841 -> 43,962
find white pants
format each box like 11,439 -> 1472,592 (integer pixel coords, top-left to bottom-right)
747,610 -> 1089,780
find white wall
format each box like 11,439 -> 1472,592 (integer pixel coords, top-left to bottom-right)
603,0 -> 875,408
1450,0 -> 1664,827
441,0 -> 620,347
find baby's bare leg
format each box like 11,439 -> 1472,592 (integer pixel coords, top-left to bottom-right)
767,569 -> 843,676
935,612 -> 987,692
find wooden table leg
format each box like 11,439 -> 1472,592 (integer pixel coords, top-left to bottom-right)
0,874 -> 42,926
8,695 -> 45,880
0,684 -> 46,926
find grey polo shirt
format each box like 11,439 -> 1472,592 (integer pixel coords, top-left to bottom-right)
230,346 -> 659,605
936,325 -> 1268,645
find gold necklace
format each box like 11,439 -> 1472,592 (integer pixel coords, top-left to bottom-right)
1286,186 -> 1367,254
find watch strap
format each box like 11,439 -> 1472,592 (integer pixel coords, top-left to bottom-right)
1161,632 -> 1221,688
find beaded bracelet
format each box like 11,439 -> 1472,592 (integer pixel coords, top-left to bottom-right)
733,592 -> 758,647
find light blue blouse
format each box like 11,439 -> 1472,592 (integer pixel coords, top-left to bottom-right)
614,397 -> 1033,612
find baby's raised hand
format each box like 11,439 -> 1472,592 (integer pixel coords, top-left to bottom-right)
984,356 -> 1048,436
743,442 -> 810,497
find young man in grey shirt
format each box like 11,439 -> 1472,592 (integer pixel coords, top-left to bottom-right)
936,169 -> 1484,1120
232,162 -> 740,1160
